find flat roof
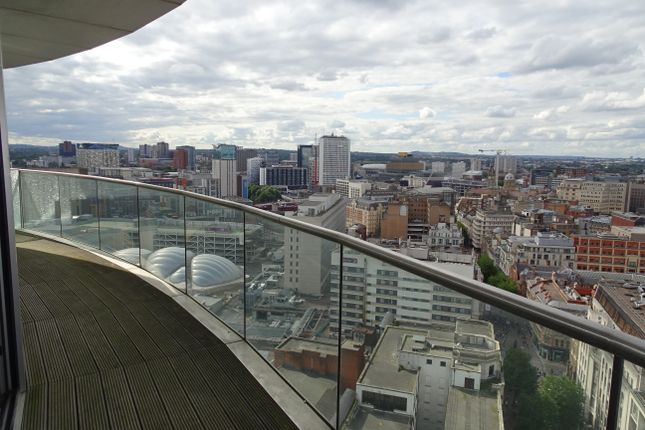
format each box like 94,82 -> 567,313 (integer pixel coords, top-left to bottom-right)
445,387 -> 500,430
344,406 -> 413,430
358,326 -> 422,393
1,0 -> 185,68
456,319 -> 494,338
276,337 -> 338,356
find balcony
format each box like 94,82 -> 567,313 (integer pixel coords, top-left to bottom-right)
7,169 -> 645,430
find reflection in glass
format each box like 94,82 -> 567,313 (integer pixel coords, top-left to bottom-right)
20,172 -> 61,236
60,176 -> 99,247
245,213 -> 339,426
98,181 -> 140,263
138,188 -> 186,291
185,197 -> 245,332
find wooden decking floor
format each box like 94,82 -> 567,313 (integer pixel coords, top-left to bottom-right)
16,235 -> 298,430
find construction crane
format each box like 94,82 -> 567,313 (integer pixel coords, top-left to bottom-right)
478,149 -> 508,189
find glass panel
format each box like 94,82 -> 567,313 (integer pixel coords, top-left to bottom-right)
59,176 -> 99,247
185,197 -> 245,333
337,247 -> 590,430
245,213 -> 340,426
618,361 -> 644,430
10,170 -> 20,229
138,187 -> 186,291
19,172 -> 60,236
98,181 -> 140,263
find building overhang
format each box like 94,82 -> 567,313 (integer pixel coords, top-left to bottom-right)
0,0 -> 186,68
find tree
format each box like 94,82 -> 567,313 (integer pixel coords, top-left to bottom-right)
248,184 -> 282,203
503,348 -> 538,396
477,254 -> 497,282
488,271 -> 518,293
537,376 -> 584,430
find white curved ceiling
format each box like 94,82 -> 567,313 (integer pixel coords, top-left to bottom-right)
0,0 -> 185,68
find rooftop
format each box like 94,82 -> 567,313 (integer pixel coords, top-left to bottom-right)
444,387 -> 500,430
357,326 -> 422,393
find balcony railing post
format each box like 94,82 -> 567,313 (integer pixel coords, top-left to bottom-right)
243,211 -> 247,340
606,356 -> 624,430
335,243 -> 344,430
57,174 -> 62,237
95,179 -> 101,250
183,194 -> 188,294
136,185 -> 141,267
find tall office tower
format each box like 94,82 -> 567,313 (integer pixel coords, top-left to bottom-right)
495,155 -> 518,174
451,161 -> 466,177
156,141 -> 170,159
173,148 -> 188,170
431,161 -> 445,174
297,144 -> 318,187
139,143 -> 153,158
246,156 -> 264,184
236,147 -> 258,172
470,158 -> 483,171
318,135 -> 350,186
212,144 -> 238,197
76,143 -> 119,172
58,140 -> 76,157
176,145 -> 196,170
626,180 -> 645,213
126,147 -> 136,165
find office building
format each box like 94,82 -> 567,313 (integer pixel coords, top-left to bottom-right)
330,249 -> 481,332
58,140 -> 76,157
576,279 -> 645,429
156,141 -> 170,158
431,161 -> 445,174
573,227 -> 645,273
212,143 -> 238,198
259,166 -> 308,188
450,161 -> 466,178
470,210 -> 514,249
176,145 -> 196,170
318,135 -> 350,186
348,322 -> 501,429
495,155 -> 517,174
557,179 -> 627,213
627,180 -> 645,213
76,143 -> 119,172
173,147 -> 189,169
297,144 -> 318,187
236,147 -> 258,172
283,194 -> 346,295
345,198 -> 389,237
246,156 -> 264,184
335,179 -> 371,199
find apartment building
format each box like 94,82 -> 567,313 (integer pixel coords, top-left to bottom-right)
497,232 -> 576,275
76,143 -> 119,172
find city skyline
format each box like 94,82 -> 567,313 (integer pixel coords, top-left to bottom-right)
4,0 -> 645,157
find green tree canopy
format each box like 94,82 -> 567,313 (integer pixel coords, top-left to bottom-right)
503,348 -> 538,396
477,254 -> 497,281
248,184 -> 282,203
537,376 -> 584,430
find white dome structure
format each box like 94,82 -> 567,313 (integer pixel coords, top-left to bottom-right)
144,247 -> 193,279
190,254 -> 242,289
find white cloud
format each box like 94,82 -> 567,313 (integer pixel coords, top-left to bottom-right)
419,106 -> 436,119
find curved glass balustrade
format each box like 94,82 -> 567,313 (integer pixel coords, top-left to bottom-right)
12,169 -> 645,430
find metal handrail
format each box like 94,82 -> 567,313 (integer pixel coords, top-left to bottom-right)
12,168 -> 645,368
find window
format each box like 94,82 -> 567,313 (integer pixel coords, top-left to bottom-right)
440,361 -> 446,367
426,359 -> 433,365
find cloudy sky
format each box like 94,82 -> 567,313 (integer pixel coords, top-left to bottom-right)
5,0 -> 645,157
